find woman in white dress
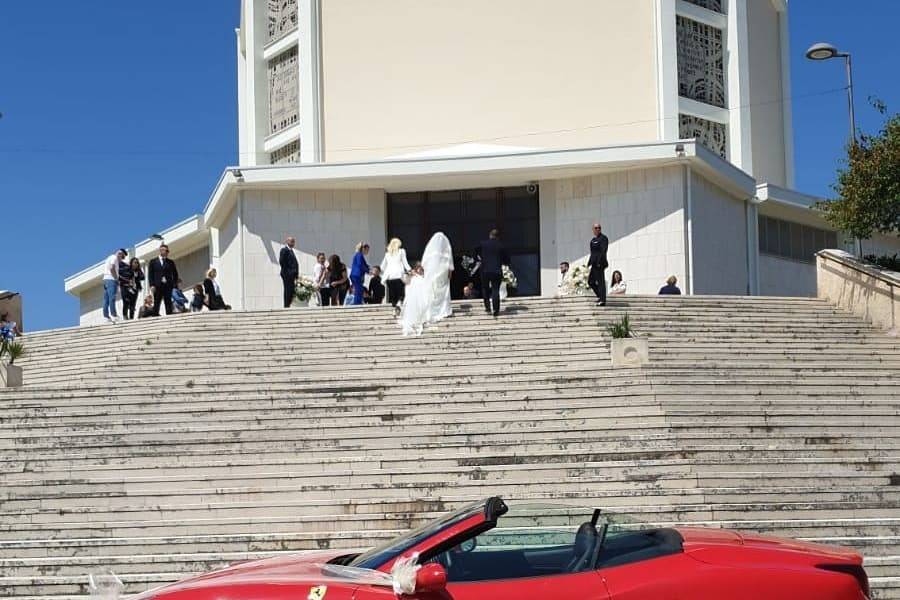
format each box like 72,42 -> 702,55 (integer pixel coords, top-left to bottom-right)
399,232 -> 454,336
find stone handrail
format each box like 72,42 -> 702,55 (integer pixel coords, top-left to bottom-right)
816,249 -> 899,334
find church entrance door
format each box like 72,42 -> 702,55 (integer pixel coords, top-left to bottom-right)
386,186 -> 540,299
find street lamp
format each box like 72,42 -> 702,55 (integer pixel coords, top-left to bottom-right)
806,42 -> 860,256
805,42 -> 856,143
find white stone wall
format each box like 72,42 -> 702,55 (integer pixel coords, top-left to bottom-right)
239,188 -> 386,310
544,166 -> 687,295
176,246 -> 212,291
216,205 -> 242,309
759,254 -> 816,297
321,0 -> 659,162
747,0 -> 788,187
78,284 -> 106,326
690,172 -> 750,295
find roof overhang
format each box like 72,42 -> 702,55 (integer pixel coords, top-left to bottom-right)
755,183 -> 823,209
65,214 -> 207,296
205,140 -> 758,227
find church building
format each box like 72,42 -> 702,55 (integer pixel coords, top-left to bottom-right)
65,0 -> 900,324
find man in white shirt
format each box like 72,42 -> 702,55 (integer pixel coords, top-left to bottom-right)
312,252 -> 329,307
103,248 -> 127,323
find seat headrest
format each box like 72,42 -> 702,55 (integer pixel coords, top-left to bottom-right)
573,522 -> 598,555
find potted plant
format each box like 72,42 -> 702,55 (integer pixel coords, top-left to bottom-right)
0,340 -> 24,387
607,313 -> 649,367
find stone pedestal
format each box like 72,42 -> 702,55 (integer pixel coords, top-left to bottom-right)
1,364 -> 22,388
610,337 -> 649,368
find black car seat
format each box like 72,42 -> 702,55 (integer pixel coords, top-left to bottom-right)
566,522 -> 599,572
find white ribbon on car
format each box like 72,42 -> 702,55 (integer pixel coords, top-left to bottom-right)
390,552 -> 421,596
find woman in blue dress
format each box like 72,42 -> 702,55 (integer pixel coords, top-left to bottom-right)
349,242 -> 371,306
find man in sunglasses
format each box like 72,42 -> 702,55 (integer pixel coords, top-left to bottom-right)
588,223 -> 609,306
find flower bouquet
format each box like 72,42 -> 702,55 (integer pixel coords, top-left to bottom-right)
561,263 -> 591,296
501,265 -> 517,289
499,265 -> 517,300
294,276 -> 317,305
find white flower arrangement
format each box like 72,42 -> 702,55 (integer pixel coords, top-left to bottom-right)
501,264 -> 517,288
561,263 -> 591,296
294,276 -> 317,302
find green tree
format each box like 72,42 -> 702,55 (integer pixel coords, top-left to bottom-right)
816,102 -> 900,241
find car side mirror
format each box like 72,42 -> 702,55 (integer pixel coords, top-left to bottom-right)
415,563 -> 447,593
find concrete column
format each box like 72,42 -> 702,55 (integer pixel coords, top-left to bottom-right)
538,181 -> 559,297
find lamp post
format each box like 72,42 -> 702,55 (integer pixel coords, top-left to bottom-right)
805,42 -> 856,143
805,42 -> 860,256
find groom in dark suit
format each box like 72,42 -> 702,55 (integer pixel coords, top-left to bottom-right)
476,229 -> 510,317
588,223 -> 609,306
279,236 -> 299,308
147,244 -> 179,316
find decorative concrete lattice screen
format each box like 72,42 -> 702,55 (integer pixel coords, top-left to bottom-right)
268,46 -> 299,135
267,0 -> 298,43
679,114 -> 727,159
270,140 -> 300,165
682,0 -> 723,13
676,16 -> 726,108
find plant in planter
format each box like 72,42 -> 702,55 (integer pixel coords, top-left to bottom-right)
0,339 -> 25,387
607,313 -> 649,367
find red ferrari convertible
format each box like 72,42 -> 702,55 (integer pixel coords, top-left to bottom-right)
132,496 -> 869,600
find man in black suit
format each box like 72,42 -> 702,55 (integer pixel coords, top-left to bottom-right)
476,229 -> 510,317
147,244 -> 179,316
588,223 -> 609,306
279,236 -> 299,308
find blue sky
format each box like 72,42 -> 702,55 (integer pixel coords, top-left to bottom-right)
1,1 -> 898,331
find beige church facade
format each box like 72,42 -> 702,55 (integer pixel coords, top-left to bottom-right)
66,0 -> 900,325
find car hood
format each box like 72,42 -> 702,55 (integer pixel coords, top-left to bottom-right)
677,527 -> 863,567
131,550 -> 386,599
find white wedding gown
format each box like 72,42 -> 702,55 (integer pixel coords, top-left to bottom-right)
400,232 -> 453,336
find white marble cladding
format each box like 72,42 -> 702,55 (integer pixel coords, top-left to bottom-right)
759,254 -> 816,297
77,284 -> 105,326
690,172 -> 749,294
239,188 -> 386,310
551,166 -> 686,295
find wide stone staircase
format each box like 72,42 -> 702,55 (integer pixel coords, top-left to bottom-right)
1,295 -> 898,598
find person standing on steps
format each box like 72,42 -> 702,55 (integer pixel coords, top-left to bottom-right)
102,248 -> 126,323
312,252 -> 330,307
279,236 -> 299,308
350,242 -> 371,306
588,223 -> 609,307
380,237 -> 412,315
147,244 -> 179,316
476,229 -> 510,317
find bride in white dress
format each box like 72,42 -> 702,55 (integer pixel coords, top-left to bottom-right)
400,232 -> 454,336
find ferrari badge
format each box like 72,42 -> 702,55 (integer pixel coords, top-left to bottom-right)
307,585 -> 328,600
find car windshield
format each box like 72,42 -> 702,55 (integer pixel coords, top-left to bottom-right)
348,500 -> 485,570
